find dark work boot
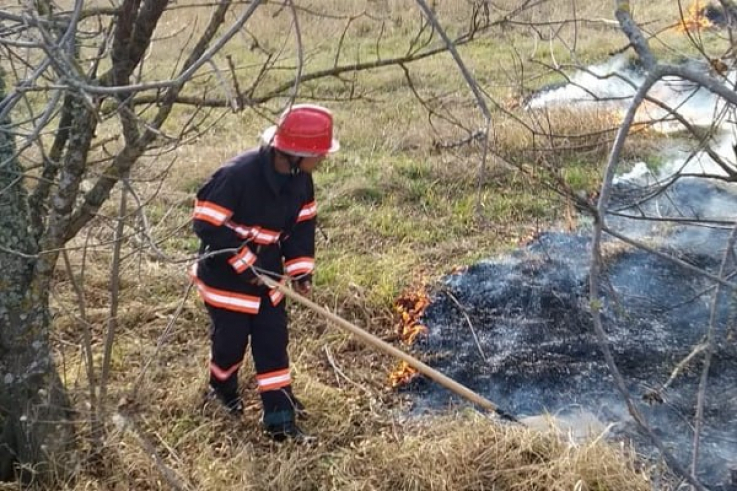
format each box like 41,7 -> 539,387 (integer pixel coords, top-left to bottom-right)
206,385 -> 243,417
264,420 -> 316,444
262,409 -> 315,444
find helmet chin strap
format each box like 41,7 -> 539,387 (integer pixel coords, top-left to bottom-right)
286,154 -> 303,176
273,149 -> 303,175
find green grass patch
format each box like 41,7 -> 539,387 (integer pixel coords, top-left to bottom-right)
562,160 -> 603,193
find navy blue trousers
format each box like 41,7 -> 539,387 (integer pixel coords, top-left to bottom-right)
206,299 -> 296,425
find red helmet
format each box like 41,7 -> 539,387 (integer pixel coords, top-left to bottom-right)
261,104 -> 340,156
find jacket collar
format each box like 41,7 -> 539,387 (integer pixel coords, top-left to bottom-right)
260,147 -> 295,196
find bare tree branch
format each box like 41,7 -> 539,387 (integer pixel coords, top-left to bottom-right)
98,179 -> 127,421
590,64 -> 708,491
413,0 -> 492,215
615,0 -> 656,69
692,224 -> 737,474
65,0 -> 262,96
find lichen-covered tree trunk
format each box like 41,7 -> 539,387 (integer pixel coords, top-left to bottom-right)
0,71 -> 74,483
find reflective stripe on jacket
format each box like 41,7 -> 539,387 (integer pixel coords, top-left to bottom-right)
191,147 -> 316,313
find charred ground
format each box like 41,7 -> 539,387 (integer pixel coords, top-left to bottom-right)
411,179 -> 737,486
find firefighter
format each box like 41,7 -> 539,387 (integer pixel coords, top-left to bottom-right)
190,104 -> 339,441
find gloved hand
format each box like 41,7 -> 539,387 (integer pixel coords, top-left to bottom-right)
246,274 -> 269,294
293,279 -> 312,296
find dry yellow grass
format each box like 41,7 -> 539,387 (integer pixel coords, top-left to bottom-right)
48,235 -> 659,490
22,0 -> 716,489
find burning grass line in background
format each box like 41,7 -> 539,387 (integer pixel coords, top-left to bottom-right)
677,0 -> 715,33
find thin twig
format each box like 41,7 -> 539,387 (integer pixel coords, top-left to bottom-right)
692,223 -> 737,474
131,280 -> 195,401
660,343 -> 706,394
602,225 -> 737,292
0,244 -> 38,259
323,345 -> 371,394
440,289 -> 488,362
122,177 -> 175,262
286,0 -> 303,108
61,248 -> 100,440
63,0 -> 264,96
413,0 -> 492,216
206,59 -> 237,111
112,412 -> 194,491
99,181 -> 127,418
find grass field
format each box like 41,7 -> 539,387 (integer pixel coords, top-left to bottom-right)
15,0 -> 724,488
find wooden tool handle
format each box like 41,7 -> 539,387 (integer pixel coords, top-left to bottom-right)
260,275 -> 518,422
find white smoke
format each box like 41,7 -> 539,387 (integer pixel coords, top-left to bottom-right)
526,55 -> 737,184
414,54 -> 737,487
525,55 -> 642,109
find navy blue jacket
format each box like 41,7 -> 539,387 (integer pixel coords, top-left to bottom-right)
191,147 -> 316,314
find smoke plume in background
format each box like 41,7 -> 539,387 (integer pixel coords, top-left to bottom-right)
411,55 -> 737,487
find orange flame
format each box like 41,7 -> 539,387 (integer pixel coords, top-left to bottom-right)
394,287 -> 430,345
389,361 -> 420,388
677,1 -> 713,32
388,286 -> 430,387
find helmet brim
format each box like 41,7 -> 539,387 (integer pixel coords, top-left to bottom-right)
260,125 -> 340,157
